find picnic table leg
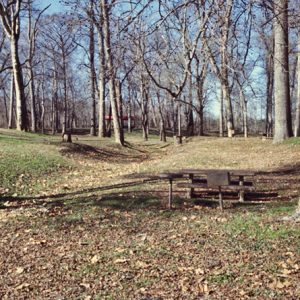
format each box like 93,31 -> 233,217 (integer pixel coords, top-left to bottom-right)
168,178 -> 173,209
186,174 -> 194,199
239,175 -> 245,202
218,187 -> 224,210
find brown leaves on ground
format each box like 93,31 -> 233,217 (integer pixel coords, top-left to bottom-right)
1,136 -> 300,299
0,205 -> 299,299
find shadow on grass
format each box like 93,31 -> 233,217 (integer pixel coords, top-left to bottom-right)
4,161 -> 300,212
257,162 -> 300,177
0,190 -> 180,211
0,187 -> 278,213
59,142 -> 146,163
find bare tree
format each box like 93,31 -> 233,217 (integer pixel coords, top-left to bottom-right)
273,0 -> 292,142
0,0 -> 28,131
25,1 -> 50,132
101,0 -> 123,145
203,0 -> 234,137
41,14 -> 77,134
294,30 -> 300,136
87,0 -> 97,136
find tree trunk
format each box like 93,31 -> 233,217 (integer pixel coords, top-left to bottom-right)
221,0 -> 234,137
187,70 -> 194,136
28,64 -> 37,132
172,99 -> 177,136
273,0 -> 292,142
2,87 -> 8,125
62,48 -> 68,134
240,89 -> 248,138
11,36 -> 28,131
8,75 -> 15,129
51,68 -> 59,135
140,77 -> 148,141
294,32 -> 300,136
89,1 -> 97,136
219,88 -> 224,137
27,3 -> 37,133
222,80 -> 234,137
127,86 -> 132,133
40,82 -> 45,134
266,53 -> 274,137
157,92 -> 166,142
196,74 -> 205,136
97,27 -> 106,138
116,80 -> 125,143
177,102 -> 182,137
101,0 -> 123,145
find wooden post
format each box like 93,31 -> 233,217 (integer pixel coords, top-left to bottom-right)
174,135 -> 183,145
168,178 -> 173,209
186,174 -> 194,199
239,175 -> 245,202
218,187 -> 224,210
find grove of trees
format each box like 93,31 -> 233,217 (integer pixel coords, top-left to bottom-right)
0,0 -> 299,144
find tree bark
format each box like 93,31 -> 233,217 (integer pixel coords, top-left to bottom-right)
240,88 -> 248,138
195,59 -> 207,136
62,47 -> 68,134
11,36 -> 28,131
157,92 -> 166,142
294,32 -> 300,136
273,0 -> 292,142
0,1 -> 28,131
186,70 -> 194,136
8,74 -> 15,129
221,0 -> 234,137
116,80 -> 125,143
2,87 -> 8,125
51,68 -> 59,135
101,0 -> 123,145
140,76 -> 148,141
219,88 -> 224,137
97,26 -> 106,138
266,52 -> 274,137
127,85 -> 133,133
27,2 -> 37,132
89,0 -> 97,136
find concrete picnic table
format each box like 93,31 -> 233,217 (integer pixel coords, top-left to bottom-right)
158,169 -> 257,209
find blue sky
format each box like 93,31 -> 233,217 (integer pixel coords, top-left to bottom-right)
36,0 -> 66,14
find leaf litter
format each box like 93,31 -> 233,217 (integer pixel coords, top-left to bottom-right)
1,136 -> 300,299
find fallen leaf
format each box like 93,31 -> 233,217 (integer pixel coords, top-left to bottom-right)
91,255 -> 100,264
80,283 -> 90,289
114,258 -> 128,264
16,283 -> 30,290
15,267 -> 24,275
135,261 -> 148,269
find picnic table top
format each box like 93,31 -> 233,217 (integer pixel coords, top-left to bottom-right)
159,169 -> 257,178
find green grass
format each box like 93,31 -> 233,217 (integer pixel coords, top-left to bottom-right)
224,211 -> 300,251
283,137 -> 300,145
0,130 -> 69,195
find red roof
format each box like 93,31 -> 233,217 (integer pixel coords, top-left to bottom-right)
105,115 -> 135,121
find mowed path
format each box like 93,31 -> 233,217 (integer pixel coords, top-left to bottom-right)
55,136 -> 300,203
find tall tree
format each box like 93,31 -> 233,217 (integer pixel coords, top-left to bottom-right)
25,1 -> 49,132
0,0 -> 28,131
101,0 -> 123,145
273,0 -> 292,142
88,0 -> 97,136
294,31 -> 300,136
203,0 -> 234,137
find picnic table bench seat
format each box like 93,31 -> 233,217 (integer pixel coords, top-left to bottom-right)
158,169 -> 257,210
176,182 -> 255,190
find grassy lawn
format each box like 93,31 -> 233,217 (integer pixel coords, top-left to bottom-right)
0,129 -> 300,299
